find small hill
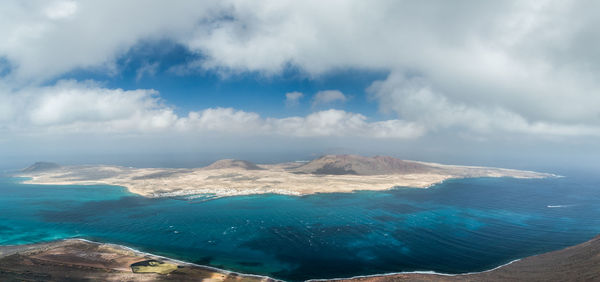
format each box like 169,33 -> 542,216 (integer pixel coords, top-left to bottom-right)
290,155 -> 433,175
22,162 -> 61,173
204,159 -> 264,170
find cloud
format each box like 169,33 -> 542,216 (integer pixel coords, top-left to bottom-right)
367,73 -> 600,137
2,80 -> 178,134
268,110 -> 424,138
0,80 -> 422,139
0,1 -> 598,141
44,1 -> 78,20
136,62 -> 160,81
185,1 -> 600,136
312,90 -> 347,107
0,1 -> 222,83
285,91 -> 303,107
177,108 -> 423,139
30,83 -> 158,126
186,1 -> 518,74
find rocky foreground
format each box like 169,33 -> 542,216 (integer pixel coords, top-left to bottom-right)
1,234 -> 599,281
18,155 -> 553,199
0,239 -> 272,282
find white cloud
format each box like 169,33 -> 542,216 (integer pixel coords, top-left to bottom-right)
312,90 -> 347,107
0,1 -> 598,141
0,1 -> 221,83
184,0 -> 600,135
28,81 -> 158,126
2,77 -> 591,145
367,73 -> 600,137
0,80 -> 422,139
172,107 -> 422,139
178,107 -> 264,133
267,109 -> 424,138
136,62 -> 160,81
285,91 -> 303,107
44,1 -> 78,20
3,80 -> 178,134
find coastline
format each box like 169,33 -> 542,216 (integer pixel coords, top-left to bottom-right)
0,237 -> 277,281
19,172 -> 554,202
19,172 -> 552,200
72,238 -> 276,280
0,237 -> 521,280
3,234 -> 599,281
19,174 -> 446,199
19,172 -> 452,199
306,258 -> 523,281
5,157 -> 572,281
16,156 -> 554,200
0,238 -> 536,281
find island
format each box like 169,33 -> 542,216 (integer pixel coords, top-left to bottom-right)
5,155 -> 594,281
18,155 -> 553,199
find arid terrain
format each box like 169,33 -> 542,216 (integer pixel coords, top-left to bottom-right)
18,155 -> 553,199
0,239 -> 272,282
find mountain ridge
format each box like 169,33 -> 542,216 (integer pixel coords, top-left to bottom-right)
21,162 -> 61,173
203,159 -> 264,170
290,154 -> 434,175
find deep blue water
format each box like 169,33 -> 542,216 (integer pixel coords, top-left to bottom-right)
1,176 -> 599,281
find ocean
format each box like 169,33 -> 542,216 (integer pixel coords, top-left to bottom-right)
1,175 -> 599,281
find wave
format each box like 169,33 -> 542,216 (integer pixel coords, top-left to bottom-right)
547,205 -> 573,208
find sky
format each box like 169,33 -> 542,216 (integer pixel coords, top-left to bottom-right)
1,0 -> 599,172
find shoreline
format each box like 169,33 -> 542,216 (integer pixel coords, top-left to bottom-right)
0,237 -> 277,281
18,174 -> 445,199
72,238 -> 276,281
3,234 -> 593,281
18,173 -> 553,200
19,175 -> 445,198
0,237 -> 524,280
306,259 -> 523,281
16,155 -> 555,200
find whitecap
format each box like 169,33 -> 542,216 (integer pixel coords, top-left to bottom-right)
547,205 -> 572,208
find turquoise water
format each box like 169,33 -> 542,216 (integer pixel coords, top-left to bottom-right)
1,176 -> 599,280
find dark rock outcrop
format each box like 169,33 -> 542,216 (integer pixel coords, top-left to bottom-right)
291,155 -> 433,175
204,159 -> 264,170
